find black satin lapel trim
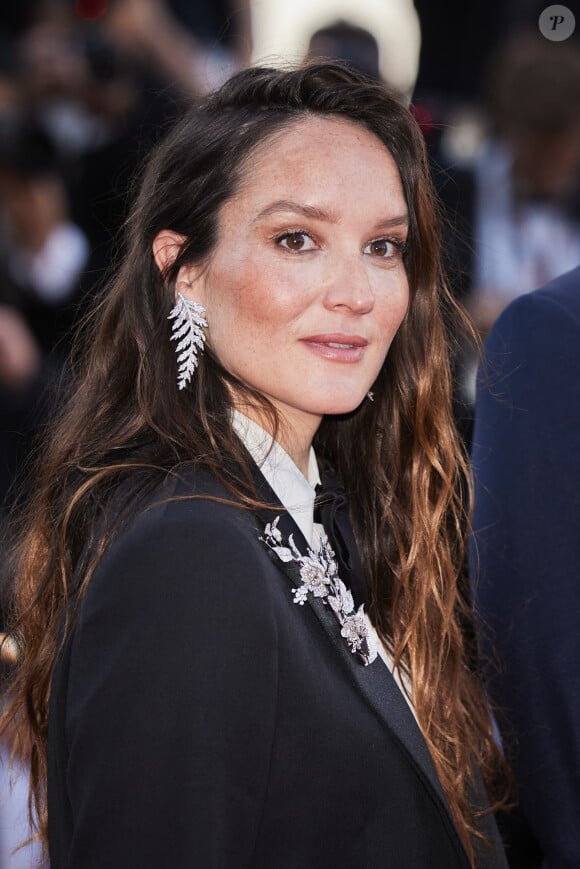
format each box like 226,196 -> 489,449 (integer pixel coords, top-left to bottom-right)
304,595 -> 469,864
251,470 -> 467,864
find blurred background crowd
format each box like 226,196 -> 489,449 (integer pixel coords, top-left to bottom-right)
0,0 -> 579,865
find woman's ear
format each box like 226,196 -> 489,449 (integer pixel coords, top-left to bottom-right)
152,230 -> 186,278
152,230 -> 205,303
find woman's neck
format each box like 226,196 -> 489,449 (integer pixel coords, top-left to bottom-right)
233,402 -> 319,478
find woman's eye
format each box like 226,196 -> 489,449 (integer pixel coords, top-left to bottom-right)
276,231 -> 314,252
364,238 -> 406,258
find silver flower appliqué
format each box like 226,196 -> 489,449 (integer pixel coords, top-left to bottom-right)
260,517 -> 378,666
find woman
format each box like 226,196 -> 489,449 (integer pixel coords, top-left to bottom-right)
1,63 -> 507,867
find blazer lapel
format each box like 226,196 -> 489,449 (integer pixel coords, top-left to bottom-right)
252,472 -> 468,865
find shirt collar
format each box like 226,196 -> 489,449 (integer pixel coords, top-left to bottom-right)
231,409 -> 320,546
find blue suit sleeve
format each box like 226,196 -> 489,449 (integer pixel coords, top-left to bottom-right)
470,289 -> 580,868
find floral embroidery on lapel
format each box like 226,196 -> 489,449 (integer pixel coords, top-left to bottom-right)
260,516 -> 378,666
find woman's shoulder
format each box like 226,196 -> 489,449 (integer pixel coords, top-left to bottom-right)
113,462 -> 256,539
80,464 -> 270,614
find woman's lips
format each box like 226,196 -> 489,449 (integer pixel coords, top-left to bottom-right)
301,334 -> 368,362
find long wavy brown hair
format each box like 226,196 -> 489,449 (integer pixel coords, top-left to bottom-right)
1,62 -> 505,862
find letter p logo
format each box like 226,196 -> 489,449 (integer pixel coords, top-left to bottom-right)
539,5 -> 576,40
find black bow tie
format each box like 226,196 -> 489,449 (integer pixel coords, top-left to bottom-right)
313,468 -> 366,607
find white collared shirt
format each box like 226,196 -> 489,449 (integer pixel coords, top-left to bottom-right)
231,410 -> 321,547
231,410 -> 416,719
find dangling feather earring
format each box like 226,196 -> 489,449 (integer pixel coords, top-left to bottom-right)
168,292 -> 208,390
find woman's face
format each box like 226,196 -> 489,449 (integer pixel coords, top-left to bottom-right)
185,116 -> 410,440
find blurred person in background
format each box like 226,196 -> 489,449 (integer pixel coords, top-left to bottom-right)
15,1 -> 191,271
429,29 -> 580,332
470,265 -> 580,868
101,0 -> 248,95
0,306 -> 43,523
0,118 -> 89,350
469,32 -> 580,335
0,118 -> 89,524
9,0 -> 254,284
306,20 -> 382,82
428,29 -> 580,443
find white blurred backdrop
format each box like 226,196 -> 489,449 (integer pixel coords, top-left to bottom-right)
250,0 -> 421,94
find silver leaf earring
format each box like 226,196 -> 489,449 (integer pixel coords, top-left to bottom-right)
168,292 -> 208,390
366,391 -> 375,402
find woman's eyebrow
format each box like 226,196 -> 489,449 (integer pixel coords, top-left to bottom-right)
372,214 -> 409,232
255,199 -> 409,229
255,200 -> 338,222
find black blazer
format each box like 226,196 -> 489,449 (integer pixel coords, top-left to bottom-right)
471,266 -> 580,867
48,464 -> 507,868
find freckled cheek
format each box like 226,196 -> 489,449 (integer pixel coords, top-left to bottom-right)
204,268 -> 303,359
398,284 -> 411,326
212,260 -> 307,324
377,277 -> 410,334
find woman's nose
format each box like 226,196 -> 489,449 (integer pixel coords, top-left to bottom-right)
322,255 -> 375,313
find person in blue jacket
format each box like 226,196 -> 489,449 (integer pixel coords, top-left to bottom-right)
471,265 -> 580,868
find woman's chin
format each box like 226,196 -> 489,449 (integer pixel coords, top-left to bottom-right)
319,395 -> 371,416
